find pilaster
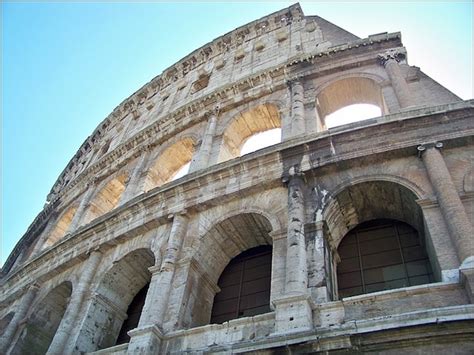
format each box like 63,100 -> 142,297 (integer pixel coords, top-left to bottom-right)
0,283 -> 40,353
418,142 -> 473,264
128,212 -> 188,353
272,169 -> 313,334
287,79 -> 306,139
189,108 -> 218,172
49,249 -> 103,354
119,152 -> 150,204
378,49 -> 414,109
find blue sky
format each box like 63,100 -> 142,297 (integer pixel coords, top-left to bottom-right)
1,2 -> 472,266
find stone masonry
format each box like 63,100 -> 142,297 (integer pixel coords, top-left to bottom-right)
1,4 -> 473,354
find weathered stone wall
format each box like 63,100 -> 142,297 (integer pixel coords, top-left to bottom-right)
1,3 -> 473,355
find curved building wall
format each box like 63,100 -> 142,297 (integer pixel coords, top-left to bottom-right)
1,4 -> 473,354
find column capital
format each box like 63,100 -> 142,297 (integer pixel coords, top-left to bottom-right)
167,209 -> 188,220
417,141 -> 443,158
286,76 -> 305,88
282,165 -> 305,184
377,48 -> 406,67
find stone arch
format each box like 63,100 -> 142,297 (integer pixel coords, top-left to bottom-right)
315,75 -> 386,128
42,204 -> 79,249
329,174 -> 427,202
75,248 -> 155,352
144,137 -> 196,191
323,180 -> 425,250
81,172 -> 128,225
217,103 -> 282,163
185,212 -> 275,328
199,207 -> 282,240
10,282 -> 72,355
322,180 -> 437,300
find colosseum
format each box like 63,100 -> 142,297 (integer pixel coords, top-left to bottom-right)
1,3 -> 473,354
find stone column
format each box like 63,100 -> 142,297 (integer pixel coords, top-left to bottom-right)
288,79 -> 306,138
307,221 -> 329,303
0,283 -> 40,353
418,143 -> 473,264
66,184 -> 97,232
286,171 -> 308,294
119,151 -> 150,204
273,169 -> 313,334
378,49 -> 414,109
189,109 -> 218,172
127,213 -> 188,354
47,250 -> 102,354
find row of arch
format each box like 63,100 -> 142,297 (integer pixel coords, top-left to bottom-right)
40,76 -> 387,252
3,179 -> 440,353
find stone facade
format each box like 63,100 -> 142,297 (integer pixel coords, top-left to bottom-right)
1,4 -> 473,354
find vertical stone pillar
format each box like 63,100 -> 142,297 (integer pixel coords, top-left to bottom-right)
0,283 -> 40,353
119,151 -> 149,204
189,109 -> 218,172
47,249 -> 102,354
378,49 -> 414,109
66,184 -> 97,232
273,169 -> 313,334
418,143 -> 473,263
285,171 -> 308,294
288,79 -> 306,138
127,213 -> 188,354
307,221 -> 329,303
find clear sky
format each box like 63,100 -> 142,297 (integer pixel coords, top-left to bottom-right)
1,1 -> 472,266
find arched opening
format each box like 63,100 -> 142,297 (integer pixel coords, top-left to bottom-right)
171,161 -> 191,181
10,282 -> 72,355
240,128 -> 281,156
81,173 -> 128,225
116,283 -> 150,345
210,245 -> 272,324
323,181 -> 437,300
316,77 -> 385,129
144,138 -> 195,191
183,213 -> 274,328
43,205 -> 78,248
324,104 -> 381,128
218,103 -> 281,163
337,219 -> 434,298
74,249 -> 154,353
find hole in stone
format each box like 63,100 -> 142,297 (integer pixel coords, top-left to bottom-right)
290,317 -> 294,321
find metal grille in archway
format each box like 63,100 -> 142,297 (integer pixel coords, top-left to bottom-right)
210,245 -> 272,324
337,219 -> 434,298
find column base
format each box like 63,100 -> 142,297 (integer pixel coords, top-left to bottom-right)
127,325 -> 164,354
272,293 -> 313,335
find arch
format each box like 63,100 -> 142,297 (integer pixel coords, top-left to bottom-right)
330,174 -> 427,201
144,137 -> 196,191
42,205 -> 78,249
336,219 -> 434,298
10,282 -> 72,355
316,76 -> 385,128
75,248 -> 155,352
199,207 -> 282,240
323,180 -> 425,250
217,103 -> 281,163
185,212 -> 274,328
81,172 -> 128,225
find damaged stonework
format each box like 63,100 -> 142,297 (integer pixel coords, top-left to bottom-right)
1,3 -> 473,355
